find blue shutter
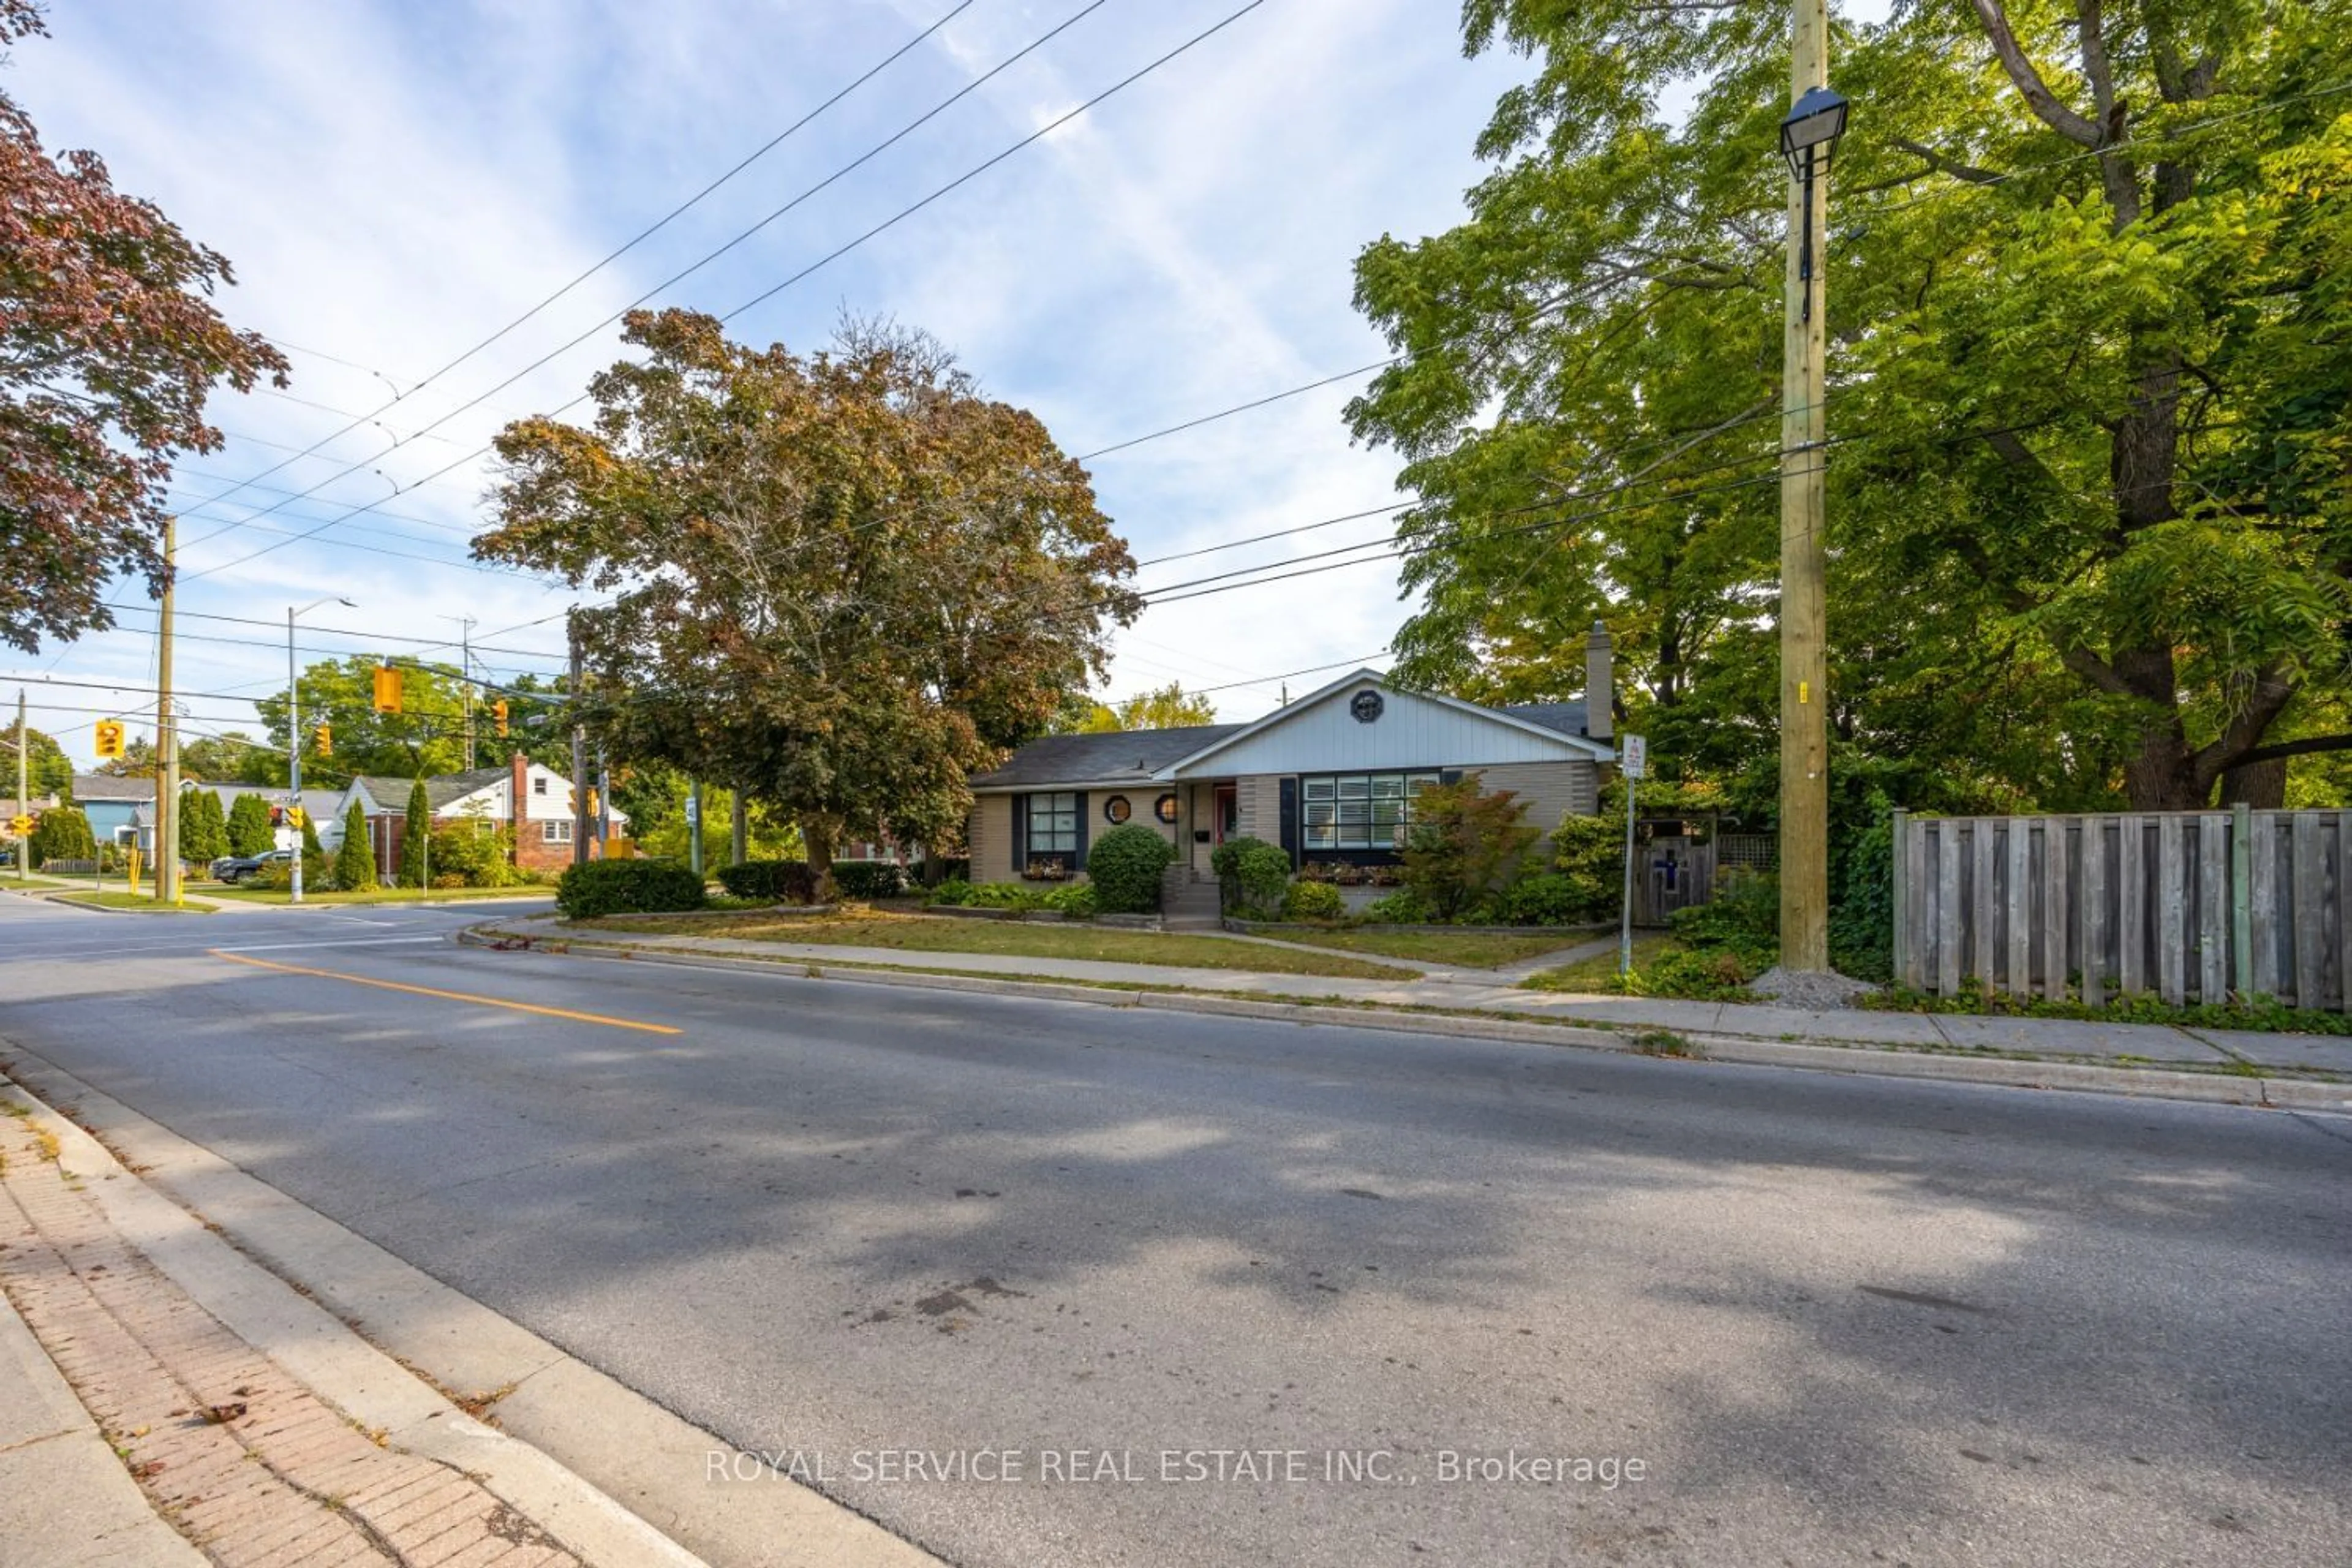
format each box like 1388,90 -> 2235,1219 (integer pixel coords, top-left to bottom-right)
1278,777 -> 1298,865
1011,796 -> 1028,875
1073,793 -> 1089,868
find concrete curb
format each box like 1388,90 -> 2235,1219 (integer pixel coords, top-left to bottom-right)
459,924 -> 2352,1116
0,1052 -> 946,1568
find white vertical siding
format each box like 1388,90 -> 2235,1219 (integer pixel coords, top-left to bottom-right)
1169,681 -> 1600,778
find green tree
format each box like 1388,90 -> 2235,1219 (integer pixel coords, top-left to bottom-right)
178,731 -> 263,783
477,309 -> 1138,886
1351,0 -> 2352,810
252,656 -> 470,786
27,802 -> 92,867
1400,778 -> 1537,921
331,798 -> 376,891
1060,682 -> 1221,734
178,787 -> 228,864
0,2 -> 287,655
225,791 -> 274,856
399,777 -> 430,887
2,717 -> 71,797
300,810 -> 322,856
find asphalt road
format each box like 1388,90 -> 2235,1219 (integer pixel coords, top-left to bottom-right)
2,889 -> 2346,1568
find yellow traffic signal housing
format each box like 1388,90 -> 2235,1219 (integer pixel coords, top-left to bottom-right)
371,665 -> 402,714
94,718 -> 125,758
493,700 -> 510,737
315,724 -> 333,756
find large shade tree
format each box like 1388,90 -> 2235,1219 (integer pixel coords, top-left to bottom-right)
251,657 -> 472,786
1350,0 -> 2352,809
0,1 -> 287,654
475,309 -> 1139,878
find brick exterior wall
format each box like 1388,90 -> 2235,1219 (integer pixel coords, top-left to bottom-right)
1460,760 -> 1600,851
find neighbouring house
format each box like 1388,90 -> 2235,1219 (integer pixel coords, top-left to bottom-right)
80,776 -> 354,858
965,627 -> 1622,898
342,755 -> 630,880
70,774 -> 157,848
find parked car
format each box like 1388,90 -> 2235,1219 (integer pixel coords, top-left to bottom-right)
211,848 -> 293,884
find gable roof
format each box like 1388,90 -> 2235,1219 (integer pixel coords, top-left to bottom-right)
1500,700 -> 1591,738
348,767 -> 509,814
1154,669 -> 1614,777
970,724 -> 1243,791
72,773 -> 154,802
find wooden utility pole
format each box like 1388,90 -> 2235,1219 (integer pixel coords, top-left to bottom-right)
1779,0 -> 1832,972
15,687 -> 27,886
154,516 -> 180,905
569,617 -> 590,867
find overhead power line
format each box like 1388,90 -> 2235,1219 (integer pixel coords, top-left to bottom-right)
175,0 -> 1133,578
183,2 -> 972,531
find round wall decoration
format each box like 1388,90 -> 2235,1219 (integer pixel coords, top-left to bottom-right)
1154,793 -> 1180,824
1104,794 -> 1133,824
1349,689 -> 1385,724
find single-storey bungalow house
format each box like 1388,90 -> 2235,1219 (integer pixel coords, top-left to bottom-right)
966,627 -> 1621,897
76,775 -> 349,856
344,753 -> 628,879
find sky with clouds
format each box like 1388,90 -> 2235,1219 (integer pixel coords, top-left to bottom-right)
15,1 -> 1584,765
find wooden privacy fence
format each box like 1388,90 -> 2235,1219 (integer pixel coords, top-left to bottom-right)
1893,808 -> 2352,1010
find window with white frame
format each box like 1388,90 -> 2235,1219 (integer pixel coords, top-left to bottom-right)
543,820 -> 571,843
532,777 -> 548,796
1300,771 -> 1442,851
1027,791 -> 1079,854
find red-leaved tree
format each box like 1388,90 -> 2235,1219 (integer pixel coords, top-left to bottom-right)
0,1 -> 287,652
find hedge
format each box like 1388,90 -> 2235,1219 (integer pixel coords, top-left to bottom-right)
831,861 -> 908,900
1210,835 -> 1290,919
1281,879 -> 1346,922
715,859 -> 817,904
557,859 -> 708,918
1087,824 -> 1175,913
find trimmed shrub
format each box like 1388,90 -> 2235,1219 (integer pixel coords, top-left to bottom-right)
1281,878 -> 1346,922
1550,813 -> 1625,919
28,805 -> 95,869
333,799 -> 378,891
1087,824 -> 1176,914
1210,835 -> 1290,919
832,861 -> 909,900
247,852 -> 330,892
926,878 -> 976,907
1360,888 -> 1434,923
428,820 -> 527,887
400,779 -> 431,888
1042,881 -> 1098,918
1489,870 -> 1603,927
226,793 -> 275,856
715,859 -> 817,904
557,859 -> 708,918
179,789 -> 229,865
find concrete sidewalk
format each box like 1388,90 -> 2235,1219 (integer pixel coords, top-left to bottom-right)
475,918 -> 2352,1109
0,1092 -> 704,1568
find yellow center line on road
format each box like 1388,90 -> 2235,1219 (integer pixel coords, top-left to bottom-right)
208,950 -> 682,1035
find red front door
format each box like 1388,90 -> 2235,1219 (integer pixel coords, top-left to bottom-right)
1213,784 -> 1238,843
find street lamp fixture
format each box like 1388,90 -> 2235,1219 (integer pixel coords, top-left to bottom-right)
287,597 -> 356,905
1780,85 -> 1849,327
1778,85 -> 1850,177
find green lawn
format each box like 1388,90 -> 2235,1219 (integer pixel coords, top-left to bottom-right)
1519,933 -> 1676,992
197,883 -> 552,907
1267,927 -> 1599,969
576,911 -> 1417,979
51,891 -> 211,913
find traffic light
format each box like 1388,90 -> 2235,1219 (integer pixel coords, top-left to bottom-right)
315,724 -> 332,757
493,700 -> 510,737
94,718 -> 125,759
371,665 -> 402,714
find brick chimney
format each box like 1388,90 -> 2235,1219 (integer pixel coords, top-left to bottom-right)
1585,622 -> 1615,741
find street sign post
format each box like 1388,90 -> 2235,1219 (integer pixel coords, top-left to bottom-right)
1620,735 -> 1646,976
